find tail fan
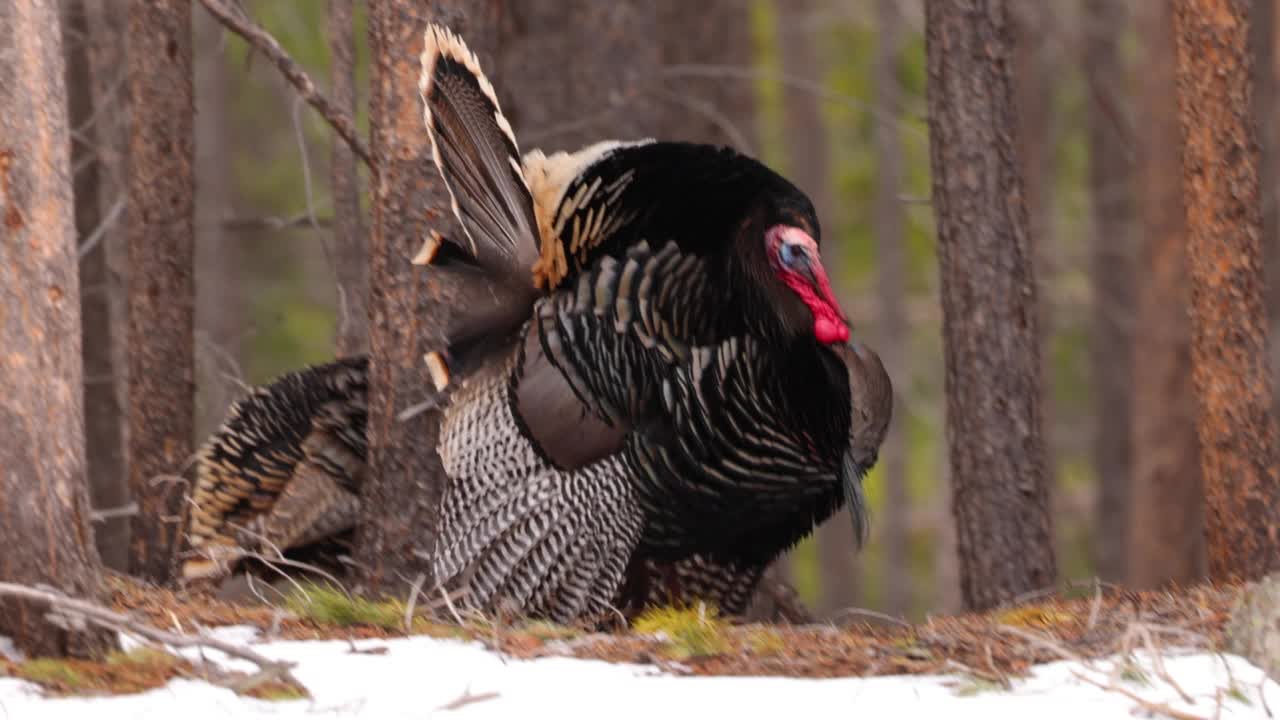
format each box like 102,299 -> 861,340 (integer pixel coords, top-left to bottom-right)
419,25 -> 539,279
183,357 -> 368,580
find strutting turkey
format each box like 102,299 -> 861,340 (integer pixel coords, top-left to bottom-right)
184,25 -> 892,623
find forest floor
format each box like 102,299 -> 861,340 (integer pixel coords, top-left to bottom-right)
0,573 -> 1246,692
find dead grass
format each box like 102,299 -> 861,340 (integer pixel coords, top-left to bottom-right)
100,573 -> 1243,681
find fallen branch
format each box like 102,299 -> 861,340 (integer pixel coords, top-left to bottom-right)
196,0 -> 375,173
0,581 -> 302,693
1070,669 -> 1208,720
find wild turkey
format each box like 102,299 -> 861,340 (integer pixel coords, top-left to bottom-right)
184,25 -> 892,622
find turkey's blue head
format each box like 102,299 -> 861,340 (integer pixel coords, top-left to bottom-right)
764,224 -> 850,345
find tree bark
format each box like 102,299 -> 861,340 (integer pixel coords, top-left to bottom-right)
1253,0 -> 1280,417
497,2 -> 659,150
329,0 -> 368,358
1172,0 -> 1280,581
1129,0 -> 1206,590
65,0 -> 130,572
924,0 -> 1056,611
355,0 -> 499,595
1082,0 -> 1135,585
873,0 -> 909,618
657,1 -> 756,151
1011,3 -> 1056,454
0,0 -> 115,658
126,0 -> 195,585
194,5 -> 241,441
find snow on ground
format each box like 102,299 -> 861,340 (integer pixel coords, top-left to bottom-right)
1,627 -> 1276,719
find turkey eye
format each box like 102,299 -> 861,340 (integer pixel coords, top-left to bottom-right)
779,241 -> 806,269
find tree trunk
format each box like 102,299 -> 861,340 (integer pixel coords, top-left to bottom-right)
65,0 -> 130,572
1011,3 -> 1056,474
873,0 -> 909,618
329,0 -> 368,358
497,2 -> 659,150
1172,0 -> 1280,582
355,0 -> 499,595
194,5 -> 241,441
126,0 -> 195,585
84,0 -> 133,551
0,0 -> 115,658
1129,0 -> 1205,590
657,1 -> 756,151
924,0 -> 1056,611
1082,0 -> 1135,584
1253,0 -> 1280,418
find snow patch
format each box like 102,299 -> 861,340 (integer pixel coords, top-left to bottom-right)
0,628 -> 1275,719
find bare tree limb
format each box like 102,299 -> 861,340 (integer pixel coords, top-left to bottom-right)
0,581 -> 301,691
195,0 -> 376,173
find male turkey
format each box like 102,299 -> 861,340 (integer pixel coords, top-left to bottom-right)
184,25 -> 892,622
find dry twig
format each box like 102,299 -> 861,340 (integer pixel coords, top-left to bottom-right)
196,0 -> 375,172
0,581 -> 302,692
1070,669 -> 1208,720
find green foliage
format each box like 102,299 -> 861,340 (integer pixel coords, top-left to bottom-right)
16,659 -> 87,690
633,604 -> 730,660
285,582 -> 405,631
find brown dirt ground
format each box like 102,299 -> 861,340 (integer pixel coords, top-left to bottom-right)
2,574 -> 1241,697
99,574 -> 1242,682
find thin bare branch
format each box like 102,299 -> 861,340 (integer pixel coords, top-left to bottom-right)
0,581 -> 301,691
195,0 -> 375,172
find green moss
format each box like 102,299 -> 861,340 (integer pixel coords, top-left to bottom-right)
245,681 -> 310,701
633,604 -> 729,660
517,620 -> 581,642
17,659 -> 88,691
285,582 -> 406,631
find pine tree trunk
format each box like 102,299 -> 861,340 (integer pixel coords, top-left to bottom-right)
0,0 -> 115,658
873,0 -> 909,618
126,0 -> 195,585
329,0 -> 368,358
497,2 -> 659,149
657,1 -> 756,151
194,6 -> 241,440
356,0 -> 498,595
1129,0 -> 1205,589
1082,0 -> 1135,584
1172,0 -> 1280,581
66,0 -> 130,572
924,0 -> 1056,611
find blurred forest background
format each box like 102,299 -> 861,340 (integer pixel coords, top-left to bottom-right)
62,0 -> 1274,620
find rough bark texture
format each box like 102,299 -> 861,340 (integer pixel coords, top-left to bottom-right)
1011,3 -> 1056,465
66,0 -> 129,571
924,0 -> 1056,611
1254,0 -> 1280,417
497,3 -> 659,150
0,0 -> 115,658
1129,0 -> 1206,590
873,0 -> 909,618
329,0 -> 368,358
1172,0 -> 1280,582
126,0 -> 195,584
1083,0 -> 1135,585
355,0 -> 499,595
657,1 -> 756,151
194,6 -> 241,441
